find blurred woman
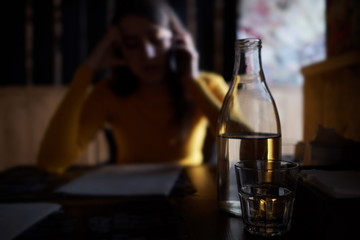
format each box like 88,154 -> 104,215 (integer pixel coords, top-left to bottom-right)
37,0 -> 228,174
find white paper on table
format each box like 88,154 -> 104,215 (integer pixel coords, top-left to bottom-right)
55,163 -> 182,196
0,202 -> 61,240
300,170 -> 360,198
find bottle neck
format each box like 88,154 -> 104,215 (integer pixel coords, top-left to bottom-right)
233,40 -> 263,83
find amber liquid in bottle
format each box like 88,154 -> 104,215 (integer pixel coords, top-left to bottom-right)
217,133 -> 281,215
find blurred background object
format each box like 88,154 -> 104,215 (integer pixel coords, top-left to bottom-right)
302,0 -> 360,165
309,126 -> 360,167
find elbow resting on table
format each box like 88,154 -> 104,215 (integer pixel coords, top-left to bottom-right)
36,144 -> 83,175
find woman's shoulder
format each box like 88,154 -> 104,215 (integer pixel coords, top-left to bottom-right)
197,71 -> 228,89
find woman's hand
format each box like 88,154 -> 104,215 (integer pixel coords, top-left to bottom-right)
84,26 -> 126,71
170,19 -> 199,81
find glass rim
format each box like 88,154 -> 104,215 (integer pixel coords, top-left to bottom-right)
234,160 -> 299,172
234,38 -> 262,48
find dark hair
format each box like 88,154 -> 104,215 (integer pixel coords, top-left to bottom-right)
111,0 -> 170,30
109,0 -> 193,127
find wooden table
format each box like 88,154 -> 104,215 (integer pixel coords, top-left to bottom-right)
0,165 -> 358,240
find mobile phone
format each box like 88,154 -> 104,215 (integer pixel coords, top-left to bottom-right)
169,41 -> 179,74
169,51 -> 178,74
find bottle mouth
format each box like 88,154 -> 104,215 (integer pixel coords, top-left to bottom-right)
235,38 -> 261,48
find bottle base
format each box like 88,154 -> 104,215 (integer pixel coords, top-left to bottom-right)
218,200 -> 242,217
245,224 -> 290,237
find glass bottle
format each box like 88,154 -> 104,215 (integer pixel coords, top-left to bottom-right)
216,38 -> 281,216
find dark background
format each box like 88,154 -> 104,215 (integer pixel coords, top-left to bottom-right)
4,0 -> 238,86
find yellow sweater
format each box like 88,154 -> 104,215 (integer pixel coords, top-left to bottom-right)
37,65 -> 228,174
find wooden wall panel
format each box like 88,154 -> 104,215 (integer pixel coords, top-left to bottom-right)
0,87 -> 108,171
4,0 -> 26,85
32,0 -> 54,85
302,51 -> 360,164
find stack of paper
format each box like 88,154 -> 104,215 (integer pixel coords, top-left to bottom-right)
0,203 -> 61,240
55,163 -> 182,196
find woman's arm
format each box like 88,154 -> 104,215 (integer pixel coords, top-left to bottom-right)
168,17 -> 228,137
37,27 -> 124,174
184,73 -> 229,136
36,66 -> 106,174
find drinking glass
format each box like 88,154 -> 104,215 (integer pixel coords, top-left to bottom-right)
234,160 -> 299,237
